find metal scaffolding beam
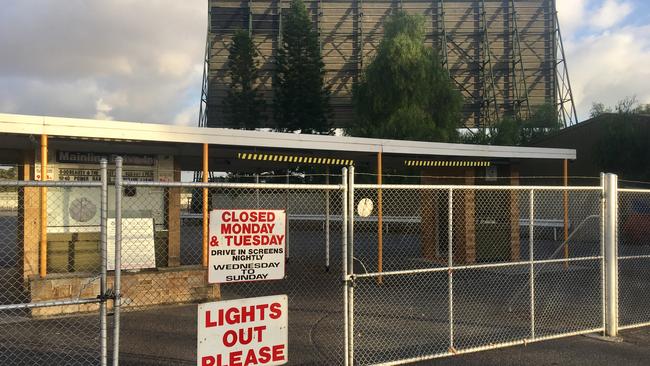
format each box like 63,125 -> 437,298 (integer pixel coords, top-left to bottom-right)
479,0 -> 500,126
202,0 -> 575,129
509,0 -> 531,121
552,0 -> 578,127
438,0 -> 450,76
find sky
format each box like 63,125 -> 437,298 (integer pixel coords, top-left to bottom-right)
0,0 -> 648,125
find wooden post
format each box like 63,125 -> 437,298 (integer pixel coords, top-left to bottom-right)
168,160 -> 181,267
39,134 -> 48,278
377,151 -> 383,284
21,151 -> 39,280
562,159 -> 569,267
202,143 -> 209,268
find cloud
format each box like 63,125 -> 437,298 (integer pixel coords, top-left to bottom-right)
94,98 -> 114,120
558,1 -> 649,119
565,23 -> 650,118
557,0 -> 589,34
173,104 -> 200,126
0,0 -> 206,125
590,0 -> 633,29
1,0 -> 648,128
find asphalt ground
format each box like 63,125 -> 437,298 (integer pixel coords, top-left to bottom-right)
118,327 -> 650,366
0,218 -> 650,364
422,327 -> 650,366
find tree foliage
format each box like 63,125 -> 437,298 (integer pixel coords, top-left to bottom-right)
348,11 -> 463,142
593,106 -> 650,181
590,96 -> 650,118
273,0 -> 331,134
462,103 -> 561,146
222,30 -> 266,129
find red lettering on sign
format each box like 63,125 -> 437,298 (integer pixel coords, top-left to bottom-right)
253,325 -> 266,343
223,329 -> 237,347
272,344 -> 286,362
225,307 -> 239,325
221,210 -> 277,223
205,310 -> 218,328
244,348 -> 258,365
256,303 -> 269,321
269,303 -> 282,320
258,347 -> 271,363
201,347 -> 285,366
201,355 -> 215,366
230,350 -> 243,366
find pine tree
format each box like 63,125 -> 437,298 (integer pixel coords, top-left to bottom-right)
223,30 -> 266,129
274,0 -> 331,134
349,11 -> 463,142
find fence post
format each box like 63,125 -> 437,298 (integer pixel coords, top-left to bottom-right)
447,188 -> 454,352
39,133 -> 48,278
99,159 -> 108,366
604,173 -> 618,337
325,168 -> 330,271
529,189 -> 535,340
341,167 -> 348,366
202,144 -> 209,267
113,157 -> 123,366
347,166 -> 355,366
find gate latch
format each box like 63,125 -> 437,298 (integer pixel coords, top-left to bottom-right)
98,288 -> 116,301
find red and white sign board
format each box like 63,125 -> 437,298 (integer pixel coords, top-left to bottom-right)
209,210 -> 286,284
197,295 -> 288,366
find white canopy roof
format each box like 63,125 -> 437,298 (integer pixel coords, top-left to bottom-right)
0,113 -> 576,160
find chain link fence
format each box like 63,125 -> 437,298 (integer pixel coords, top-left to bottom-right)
349,181 -> 604,365
618,188 -> 650,330
0,176 -> 108,365
115,178 -> 347,365
3,165 -> 650,365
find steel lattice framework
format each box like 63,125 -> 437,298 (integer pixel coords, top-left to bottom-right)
199,0 -> 578,130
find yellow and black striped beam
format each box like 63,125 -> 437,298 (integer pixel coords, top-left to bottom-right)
237,152 -> 354,166
405,160 -> 491,167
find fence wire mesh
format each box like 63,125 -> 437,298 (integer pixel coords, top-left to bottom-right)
0,182 -> 104,365
117,181 -> 346,365
4,170 -> 649,365
618,189 -> 650,329
351,185 -> 604,365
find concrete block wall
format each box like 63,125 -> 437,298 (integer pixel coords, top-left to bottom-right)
29,267 -> 219,317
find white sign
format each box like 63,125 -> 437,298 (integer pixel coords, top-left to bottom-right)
107,218 -> 157,270
357,198 -> 374,217
208,210 -> 286,284
197,295 -> 288,366
486,166 -> 498,182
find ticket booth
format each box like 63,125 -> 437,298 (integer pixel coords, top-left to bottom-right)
419,163 -> 522,264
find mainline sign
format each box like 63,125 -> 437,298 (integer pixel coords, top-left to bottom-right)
209,209 -> 286,283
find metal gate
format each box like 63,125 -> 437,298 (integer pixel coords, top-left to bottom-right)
0,161 -> 110,365
618,187 -> 650,330
112,162 -> 348,365
345,167 -> 607,365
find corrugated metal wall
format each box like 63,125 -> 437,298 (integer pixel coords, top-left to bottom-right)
206,0 -> 556,129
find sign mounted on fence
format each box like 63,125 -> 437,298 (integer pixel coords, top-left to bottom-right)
107,218 -> 156,270
208,209 -> 286,283
197,295 -> 288,366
